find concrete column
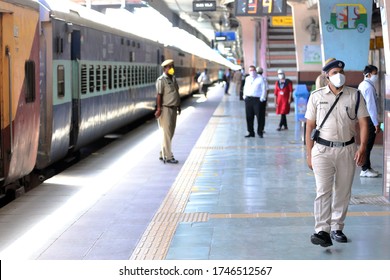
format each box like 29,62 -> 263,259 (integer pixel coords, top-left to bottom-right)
237,17 -> 258,71
260,17 -> 268,77
380,0 -> 390,199
318,1 -> 372,85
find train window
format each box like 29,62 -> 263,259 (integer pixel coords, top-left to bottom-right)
153,67 -> 157,83
142,66 -> 144,84
127,66 -> 131,87
119,66 -> 122,88
108,65 -> 112,90
123,66 -> 127,87
57,65 -> 65,98
102,65 -> 107,91
131,66 -> 135,86
139,66 -> 143,85
56,37 -> 63,54
81,64 -> 87,94
25,60 -> 36,103
134,66 -> 138,86
96,66 -> 101,91
113,66 -> 118,89
89,65 -> 95,93
148,66 -> 151,83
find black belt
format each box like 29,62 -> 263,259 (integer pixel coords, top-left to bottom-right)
247,96 -> 260,99
316,137 -> 355,147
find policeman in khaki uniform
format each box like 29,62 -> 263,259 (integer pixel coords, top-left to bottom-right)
155,59 -> 181,164
305,59 -> 369,247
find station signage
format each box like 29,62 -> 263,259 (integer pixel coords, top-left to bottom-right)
193,1 -> 217,12
215,36 -> 227,42
234,0 -> 287,16
215,31 -> 236,41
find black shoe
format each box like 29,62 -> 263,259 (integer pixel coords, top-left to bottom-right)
258,132 -> 263,138
166,158 -> 179,164
276,127 -> 282,131
311,231 -> 333,247
330,230 -> 348,243
159,156 -> 164,161
245,134 -> 255,138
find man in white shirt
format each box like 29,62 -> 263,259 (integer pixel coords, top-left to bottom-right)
243,65 -> 266,138
358,65 -> 381,177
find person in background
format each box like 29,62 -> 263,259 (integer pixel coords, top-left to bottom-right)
223,69 -> 231,95
274,69 -> 293,131
358,64 -> 382,177
218,68 -> 224,86
197,68 -> 211,97
239,67 -> 246,100
155,59 -> 181,164
256,67 -> 268,134
243,65 -> 267,138
229,69 -> 242,96
305,58 -> 369,247
234,69 -> 243,96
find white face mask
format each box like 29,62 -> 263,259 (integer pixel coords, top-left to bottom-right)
249,70 -> 257,77
369,74 -> 378,83
329,73 -> 345,88
278,74 -> 284,80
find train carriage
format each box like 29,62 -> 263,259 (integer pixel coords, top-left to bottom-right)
37,1 -> 163,168
0,0 -> 239,196
0,0 -> 40,186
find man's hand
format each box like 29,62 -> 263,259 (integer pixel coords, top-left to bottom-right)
354,147 -> 366,166
155,108 -> 161,118
177,107 -> 181,115
375,124 -> 381,134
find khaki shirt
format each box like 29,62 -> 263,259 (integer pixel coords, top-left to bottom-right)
156,73 -> 180,107
305,85 -> 369,142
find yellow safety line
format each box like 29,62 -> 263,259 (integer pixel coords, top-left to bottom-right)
130,105 -> 222,260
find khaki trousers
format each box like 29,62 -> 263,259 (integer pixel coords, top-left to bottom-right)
311,143 -> 357,233
159,107 -> 177,160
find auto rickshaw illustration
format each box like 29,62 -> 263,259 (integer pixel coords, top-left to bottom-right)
325,3 -> 367,33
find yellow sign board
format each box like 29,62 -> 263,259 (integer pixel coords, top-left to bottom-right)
271,16 -> 293,27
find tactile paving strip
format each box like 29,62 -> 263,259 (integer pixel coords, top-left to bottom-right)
350,195 -> 390,205
129,110 -> 221,260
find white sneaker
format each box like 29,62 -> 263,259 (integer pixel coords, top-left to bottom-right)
360,169 -> 379,177
369,168 -> 380,175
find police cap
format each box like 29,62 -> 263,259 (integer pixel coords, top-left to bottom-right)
322,59 -> 345,73
161,59 -> 174,67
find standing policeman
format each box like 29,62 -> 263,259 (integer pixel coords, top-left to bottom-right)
155,59 -> 181,164
305,59 -> 369,247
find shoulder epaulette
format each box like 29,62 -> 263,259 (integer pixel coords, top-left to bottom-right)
310,87 -> 323,95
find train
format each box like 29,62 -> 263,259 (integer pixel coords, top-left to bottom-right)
0,0 -> 239,199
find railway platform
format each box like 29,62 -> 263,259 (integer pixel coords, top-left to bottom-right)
0,84 -> 389,264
